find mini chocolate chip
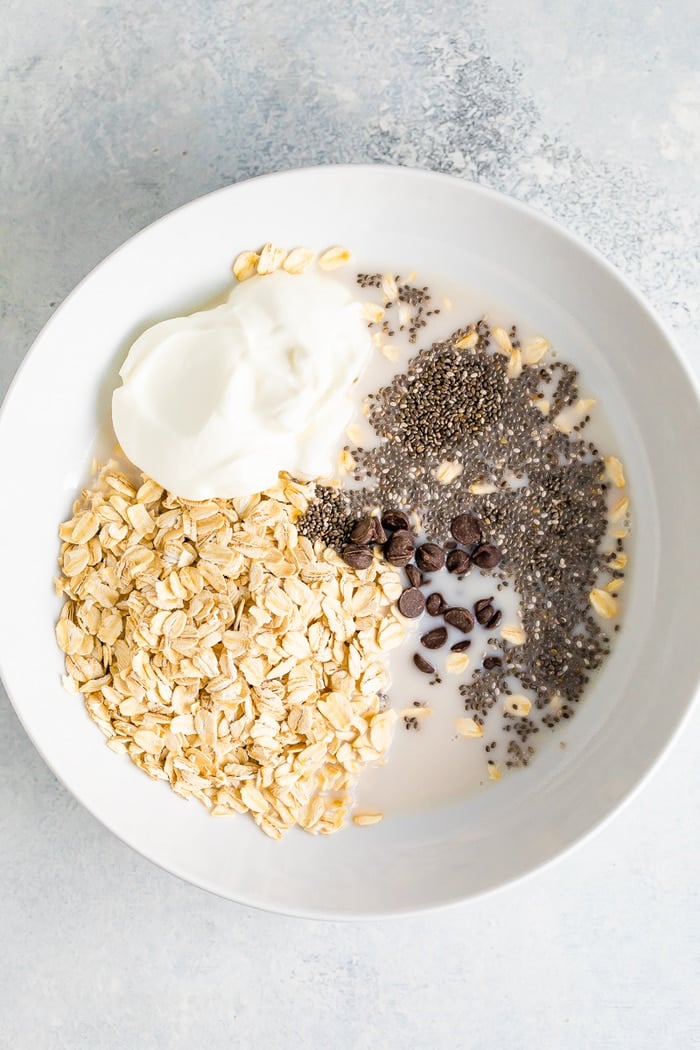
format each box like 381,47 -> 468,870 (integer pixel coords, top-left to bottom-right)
472,543 -> 502,569
444,607 -> 475,633
381,509 -> 410,532
350,515 -> 377,545
421,626 -> 448,650
483,656 -> 502,669
415,543 -> 445,573
342,543 -> 373,570
398,587 -> 426,618
445,539 -> 458,550
426,592 -> 448,616
370,517 -> 387,544
413,653 -> 435,674
446,549 -> 471,574
384,529 -> 415,567
450,513 -> 482,546
450,639 -> 472,653
405,565 -> 423,589
486,608 -> 502,629
475,598 -> 495,626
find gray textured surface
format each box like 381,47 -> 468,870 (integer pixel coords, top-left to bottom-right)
1,2 -> 699,1048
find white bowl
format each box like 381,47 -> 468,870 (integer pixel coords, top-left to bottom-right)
1,165 -> 699,919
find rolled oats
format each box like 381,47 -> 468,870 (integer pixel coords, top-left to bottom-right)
589,587 -> 618,619
282,247 -> 315,274
468,480 -> 498,495
521,337 -> 549,365
504,694 -> 532,717
352,811 -> 383,826
338,449 -> 356,476
361,302 -> 385,324
318,245 -> 352,270
232,251 -> 260,282
610,495 -> 629,523
491,327 -> 512,355
445,652 -> 470,674
56,462 -> 405,838
506,348 -> 523,380
455,717 -> 483,738
500,625 -> 526,646
400,705 -> 432,720
381,274 -> 398,301
435,460 -> 463,485
605,456 -> 626,488
257,242 -> 288,275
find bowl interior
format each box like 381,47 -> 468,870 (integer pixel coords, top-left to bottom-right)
1,166 -> 699,918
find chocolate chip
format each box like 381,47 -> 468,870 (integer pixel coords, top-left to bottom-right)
486,608 -> 502,629
474,597 -> 495,626
472,543 -> 502,569
398,587 -> 426,618
426,592 -> 447,616
413,653 -> 435,674
384,529 -> 415,567
350,515 -> 377,545
483,655 -> 502,670
444,607 -> 475,633
450,513 -> 482,546
415,543 -> 445,573
367,514 -> 388,541
342,543 -> 373,570
381,509 -> 410,532
371,518 -> 387,544
450,639 -> 472,653
405,565 -> 423,589
446,549 -> 471,574
445,539 -> 458,550
421,626 -> 448,650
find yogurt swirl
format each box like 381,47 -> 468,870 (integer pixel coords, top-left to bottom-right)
112,270 -> 372,499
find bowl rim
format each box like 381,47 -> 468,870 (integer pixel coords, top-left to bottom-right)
1,162 -> 699,920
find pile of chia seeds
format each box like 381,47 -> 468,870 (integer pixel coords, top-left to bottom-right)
357,273 -> 437,344
299,281 -> 627,766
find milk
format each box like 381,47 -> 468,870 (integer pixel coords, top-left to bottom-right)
334,267 -> 629,815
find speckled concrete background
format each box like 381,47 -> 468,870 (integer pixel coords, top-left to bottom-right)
1,2 -> 699,1048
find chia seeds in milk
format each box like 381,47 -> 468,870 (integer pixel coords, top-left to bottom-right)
299,272 -> 629,782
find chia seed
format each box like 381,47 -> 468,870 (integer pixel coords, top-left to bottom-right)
298,295 -> 627,768
297,484 -> 352,549
357,273 -> 435,343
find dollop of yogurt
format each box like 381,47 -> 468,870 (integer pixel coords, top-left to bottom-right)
112,270 -> 372,499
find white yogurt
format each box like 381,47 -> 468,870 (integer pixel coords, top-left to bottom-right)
112,271 -> 373,500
